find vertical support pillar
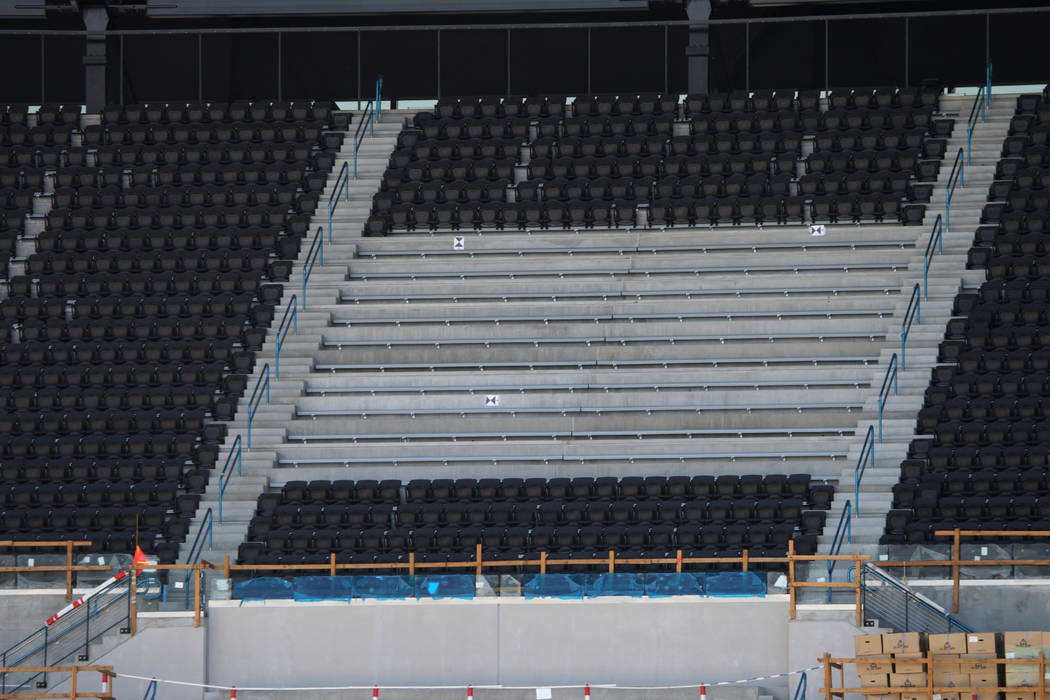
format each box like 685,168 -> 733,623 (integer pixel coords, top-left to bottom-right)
69,665 -> 77,700
193,564 -> 202,628
330,553 -> 337,577
854,553 -> 864,627
539,551 -> 547,574
66,541 -> 73,603
742,548 -> 749,572
952,528 -> 961,613
788,540 -> 796,620
608,550 -> 615,573
685,0 -> 712,95
408,552 -> 415,578
675,549 -> 683,574
475,543 -> 483,577
130,570 -> 137,636
82,6 -> 109,113
822,653 -> 833,700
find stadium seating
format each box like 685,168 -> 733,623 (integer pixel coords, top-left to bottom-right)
883,86 -> 1050,544
365,87 -> 950,236
0,100 -> 339,562
237,475 -> 834,572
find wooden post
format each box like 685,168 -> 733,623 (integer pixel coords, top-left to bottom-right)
330,553 -> 336,577
926,651 -> 934,700
65,541 -> 74,603
608,550 -> 615,573
854,552 -> 864,627
69,665 -> 77,700
540,551 -> 547,574
822,652 -> 833,700
952,528 -> 961,613
675,549 -> 683,574
130,570 -> 137,637
408,552 -> 416,577
475,543 -> 483,577
193,564 -> 202,628
742,548 -> 749,572
1040,652 -> 1046,700
788,540 -> 797,620
224,554 -> 231,580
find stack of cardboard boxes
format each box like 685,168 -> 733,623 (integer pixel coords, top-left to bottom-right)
853,631 -> 1050,700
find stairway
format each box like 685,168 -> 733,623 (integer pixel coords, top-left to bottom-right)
178,112 -> 403,566
818,92 -> 1016,557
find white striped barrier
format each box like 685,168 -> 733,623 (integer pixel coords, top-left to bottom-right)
45,570 -> 128,626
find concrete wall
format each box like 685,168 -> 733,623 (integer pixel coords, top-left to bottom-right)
0,591 -> 68,652
905,580 -> 1050,632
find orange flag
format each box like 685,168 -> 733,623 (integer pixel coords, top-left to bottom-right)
133,546 -> 149,575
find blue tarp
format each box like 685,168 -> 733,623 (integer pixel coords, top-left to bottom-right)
235,577 -> 293,600
293,576 -> 355,602
644,573 -> 705,597
416,574 -> 475,599
353,575 -> 415,599
523,573 -> 586,599
705,571 -> 766,597
588,572 -> 645,597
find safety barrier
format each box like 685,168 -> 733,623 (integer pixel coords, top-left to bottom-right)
246,363 -> 270,449
301,226 -> 323,310
945,147 -> 965,232
142,679 -> 157,700
792,669 -> 807,700
274,298 -> 297,380
922,214 -> 942,299
877,353 -> 898,441
825,501 -> 853,596
327,162 -> 349,244
966,61 -> 993,166
216,436 -> 242,524
0,665 -> 114,700
182,509 -> 213,607
861,563 -> 971,634
854,426 -> 875,515
374,74 -> 384,124
900,282 -> 920,370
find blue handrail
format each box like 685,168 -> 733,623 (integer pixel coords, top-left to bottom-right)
901,283 -> 921,371
826,500 -> 852,600
855,425 -> 875,515
302,226 -> 323,310
354,99 -> 375,178
327,161 -> 350,244
183,507 -> 212,605
275,295 -> 298,379
792,671 -> 808,700
247,363 -> 270,448
142,679 -> 158,700
945,147 -> 964,232
878,353 -> 899,441
966,87 -> 986,167
922,213 -> 943,300
375,74 -> 384,124
217,434 -> 242,524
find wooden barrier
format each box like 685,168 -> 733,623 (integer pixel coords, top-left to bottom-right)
819,652 -> 1050,700
0,541 -> 98,603
0,666 -> 114,700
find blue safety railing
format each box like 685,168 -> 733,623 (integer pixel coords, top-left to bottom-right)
247,363 -> 270,448
183,508 -> 213,605
327,161 -> 349,244
217,435 -> 242,524
878,353 -> 898,441
945,147 -> 964,232
353,98 -> 375,178
825,500 -> 852,601
792,671 -> 808,700
374,74 -> 384,124
967,61 -> 993,165
275,296 -> 298,379
854,425 -> 875,515
142,679 -> 158,700
901,282 -> 921,370
302,226 -> 323,310
922,213 -> 943,299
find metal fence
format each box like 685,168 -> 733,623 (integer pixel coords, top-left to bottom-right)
860,563 -> 971,634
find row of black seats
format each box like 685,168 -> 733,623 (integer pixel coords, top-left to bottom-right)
0,361 -> 238,385
2,481 -> 183,509
36,230 -> 292,256
0,460 -> 202,485
46,165 -> 317,192
0,340 -> 251,367
84,122 -> 329,147
690,109 -> 940,135
10,273 -> 281,301
101,100 -> 337,126
894,474 -> 1050,499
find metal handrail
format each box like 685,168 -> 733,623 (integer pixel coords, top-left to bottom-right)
878,353 -> 899,441
826,500 -> 852,597
327,161 -> 350,244
302,226 -> 323,310
862,563 -> 973,633
375,74 -> 384,123
217,435 -> 242,524
275,295 -> 298,379
901,283 -> 920,370
793,670 -> 807,700
353,98 -> 375,178
143,679 -> 158,700
855,425 -> 876,515
922,213 -> 943,299
945,147 -> 964,232
182,508 -> 212,605
966,86 -> 986,167
247,363 -> 270,448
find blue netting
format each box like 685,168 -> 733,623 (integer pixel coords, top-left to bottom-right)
416,575 -> 475,599
235,577 -> 293,600
588,572 -> 645,597
705,571 -> 766,597
644,573 -> 705,597
353,575 -> 415,599
523,573 -> 587,599
293,576 -> 355,602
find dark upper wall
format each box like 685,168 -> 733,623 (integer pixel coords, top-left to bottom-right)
146,0 -> 652,16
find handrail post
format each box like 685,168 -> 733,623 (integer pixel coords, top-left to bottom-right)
788,539 -> 796,620
193,563 -> 201,628
65,540 -> 73,602
822,652 -> 833,700
952,528 -> 961,613
854,553 -> 863,626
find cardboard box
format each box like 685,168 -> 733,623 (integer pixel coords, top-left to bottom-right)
900,693 -> 925,700
890,673 -> 928,688
961,654 -> 997,673
1005,668 -> 1040,687
930,655 -> 961,674
868,695 -> 900,700
932,670 -> 970,688
885,633 -> 925,654
931,693 -> 960,700
858,674 -> 889,688
970,671 -> 1001,688
894,657 -> 927,674
974,694 -> 999,700
967,633 -> 998,655
1003,692 -> 1036,700
1004,632 -> 1044,652
857,634 -> 885,656
930,634 -> 968,655
859,661 -> 894,675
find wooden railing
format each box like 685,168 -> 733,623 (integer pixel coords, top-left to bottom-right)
0,542 -> 102,602
0,666 -> 114,700
819,652 -> 1049,700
